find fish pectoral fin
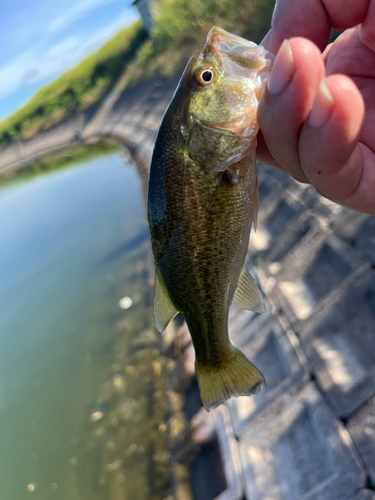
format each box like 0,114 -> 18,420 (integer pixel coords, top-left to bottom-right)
154,266 -> 179,333
196,345 -> 265,411
232,264 -> 265,312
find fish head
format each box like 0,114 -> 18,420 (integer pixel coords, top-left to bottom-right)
179,27 -> 274,171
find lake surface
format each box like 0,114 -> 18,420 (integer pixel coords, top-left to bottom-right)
0,153 -> 171,500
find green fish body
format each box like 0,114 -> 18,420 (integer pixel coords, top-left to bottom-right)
148,27 -> 274,410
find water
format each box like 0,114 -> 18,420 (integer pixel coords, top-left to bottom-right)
0,153 -> 171,500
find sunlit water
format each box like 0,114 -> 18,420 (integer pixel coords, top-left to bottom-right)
0,153 -> 170,500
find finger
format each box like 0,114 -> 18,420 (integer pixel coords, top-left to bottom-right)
264,0 -> 369,54
257,37 -> 325,182
319,27 -> 375,161
298,75 -> 369,211
265,0 -> 330,54
323,28 -> 375,79
321,27 -> 375,160
256,130 -> 284,170
360,0 -> 375,52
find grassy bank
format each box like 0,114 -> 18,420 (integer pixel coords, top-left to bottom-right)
0,0 -> 275,149
0,21 -> 147,148
0,141 -> 118,187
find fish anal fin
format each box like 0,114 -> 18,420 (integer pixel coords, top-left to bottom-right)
196,345 -> 265,411
154,266 -> 179,333
232,264 -> 265,312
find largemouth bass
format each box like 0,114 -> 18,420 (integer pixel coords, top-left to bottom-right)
148,27 -> 274,410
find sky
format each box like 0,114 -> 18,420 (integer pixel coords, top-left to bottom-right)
0,0 -> 139,121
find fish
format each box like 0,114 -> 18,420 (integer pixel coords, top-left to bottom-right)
147,27 -> 274,411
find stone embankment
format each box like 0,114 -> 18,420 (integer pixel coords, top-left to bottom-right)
1,75 -> 375,500
0,76 -> 177,192
0,110 -> 87,174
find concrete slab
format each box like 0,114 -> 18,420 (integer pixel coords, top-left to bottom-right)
303,186 -> 345,221
342,216 -> 375,265
273,232 -> 363,323
347,397 -> 375,486
211,408 -> 244,500
347,491 -> 375,500
251,168 -> 300,256
228,306 -> 272,347
188,436 -> 228,500
184,376 -> 203,421
332,210 -> 375,265
298,272 -> 375,418
227,318 -> 308,436
238,383 -> 365,500
256,197 -> 306,258
258,174 -> 280,202
265,212 -> 318,266
179,407 -> 244,500
257,162 -> 293,189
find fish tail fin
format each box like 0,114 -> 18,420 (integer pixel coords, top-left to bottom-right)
195,345 -> 265,411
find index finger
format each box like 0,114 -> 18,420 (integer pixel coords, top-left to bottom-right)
263,0 -> 370,54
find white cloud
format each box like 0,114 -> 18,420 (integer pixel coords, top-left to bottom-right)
47,0 -> 118,32
0,9 -> 137,103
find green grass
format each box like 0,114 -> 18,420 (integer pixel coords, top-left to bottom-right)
0,0 -> 275,150
0,21 -> 147,148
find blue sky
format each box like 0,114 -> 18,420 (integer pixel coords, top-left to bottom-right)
0,0 -> 139,121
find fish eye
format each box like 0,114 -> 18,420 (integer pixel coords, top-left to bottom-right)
195,67 -> 214,86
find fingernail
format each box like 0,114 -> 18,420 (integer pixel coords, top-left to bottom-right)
267,39 -> 295,96
309,78 -> 335,127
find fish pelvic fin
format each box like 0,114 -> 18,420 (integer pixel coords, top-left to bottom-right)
232,264 -> 265,312
196,345 -> 265,411
154,266 -> 179,333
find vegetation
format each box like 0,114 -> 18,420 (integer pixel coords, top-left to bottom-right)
0,21 -> 147,148
0,0 -> 275,149
0,141 -> 117,187
133,0 -> 275,84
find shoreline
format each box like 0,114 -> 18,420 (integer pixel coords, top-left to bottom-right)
0,77 -> 177,176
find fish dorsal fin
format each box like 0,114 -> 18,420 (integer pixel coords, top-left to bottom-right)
154,266 -> 179,333
253,176 -> 259,231
232,264 -> 265,312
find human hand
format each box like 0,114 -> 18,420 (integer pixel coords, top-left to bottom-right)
257,0 -> 375,215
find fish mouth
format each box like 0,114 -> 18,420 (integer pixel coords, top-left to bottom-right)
207,27 -> 259,53
199,113 -> 251,134
206,27 -> 268,70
